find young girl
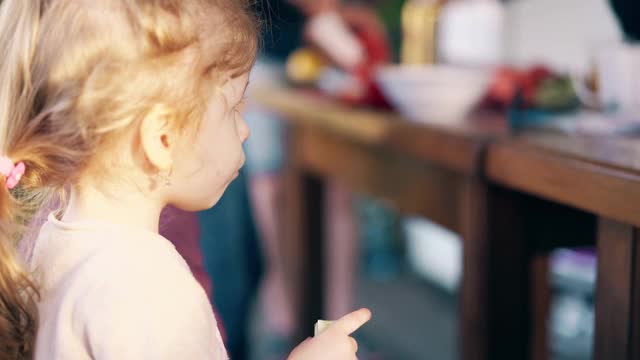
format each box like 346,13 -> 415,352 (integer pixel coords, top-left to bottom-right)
0,1 -> 370,359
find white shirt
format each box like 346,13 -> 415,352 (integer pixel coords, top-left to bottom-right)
30,213 -> 227,360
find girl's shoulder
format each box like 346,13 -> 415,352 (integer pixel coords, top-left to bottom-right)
34,219 -> 223,358
35,218 -> 206,309
67,229 -> 223,358
81,225 -> 203,301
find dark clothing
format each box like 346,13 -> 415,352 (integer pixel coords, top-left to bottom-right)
256,0 -> 305,60
199,170 -> 263,360
609,0 -> 640,40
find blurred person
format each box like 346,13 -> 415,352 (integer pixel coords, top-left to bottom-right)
198,169 -> 264,359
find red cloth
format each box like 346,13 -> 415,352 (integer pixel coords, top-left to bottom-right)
159,206 -> 226,340
160,206 -> 212,297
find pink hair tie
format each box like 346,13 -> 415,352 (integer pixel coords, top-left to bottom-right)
0,156 -> 26,190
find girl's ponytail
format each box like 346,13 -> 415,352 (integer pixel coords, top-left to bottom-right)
0,1 -> 46,358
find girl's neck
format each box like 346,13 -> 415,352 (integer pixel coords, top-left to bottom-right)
62,182 -> 164,233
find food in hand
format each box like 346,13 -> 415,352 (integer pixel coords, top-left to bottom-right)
288,309 -> 371,360
314,320 -> 334,336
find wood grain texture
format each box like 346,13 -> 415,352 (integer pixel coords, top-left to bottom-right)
298,126 -> 462,232
259,90 -> 630,359
459,182 -> 532,360
594,218 -> 640,360
282,125 -> 326,341
488,135 -> 640,359
531,255 -> 551,360
517,133 -> 640,175
488,142 -> 640,228
255,88 -> 506,175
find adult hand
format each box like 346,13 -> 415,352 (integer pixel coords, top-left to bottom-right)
302,4 -> 388,71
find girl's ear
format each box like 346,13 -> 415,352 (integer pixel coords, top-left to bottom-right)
139,104 -> 175,172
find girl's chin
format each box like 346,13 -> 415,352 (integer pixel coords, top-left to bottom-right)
170,172 -> 240,211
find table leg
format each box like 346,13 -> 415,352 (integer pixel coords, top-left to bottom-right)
530,255 -> 551,360
459,180 -> 532,360
594,218 -> 640,360
324,180 -> 357,321
283,127 -> 327,342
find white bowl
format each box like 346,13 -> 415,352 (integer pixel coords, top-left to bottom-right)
376,65 -> 492,124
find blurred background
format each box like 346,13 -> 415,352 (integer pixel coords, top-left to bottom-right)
170,0 -> 640,359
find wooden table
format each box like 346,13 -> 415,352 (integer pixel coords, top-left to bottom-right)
488,133 -> 640,360
257,88 -> 639,359
257,89 -> 539,360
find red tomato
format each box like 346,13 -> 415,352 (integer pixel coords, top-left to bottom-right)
521,65 -> 553,105
488,66 -> 523,106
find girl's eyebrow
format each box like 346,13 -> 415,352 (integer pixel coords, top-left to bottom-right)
241,81 -> 250,96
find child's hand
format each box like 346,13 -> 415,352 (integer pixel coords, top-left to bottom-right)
288,308 -> 372,360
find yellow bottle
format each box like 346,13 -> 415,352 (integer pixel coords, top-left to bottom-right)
401,0 -> 442,65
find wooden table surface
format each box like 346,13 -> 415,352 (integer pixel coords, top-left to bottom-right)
257,88 -> 537,360
488,133 -> 640,360
256,89 -> 507,175
256,88 -> 639,360
489,133 -> 640,227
